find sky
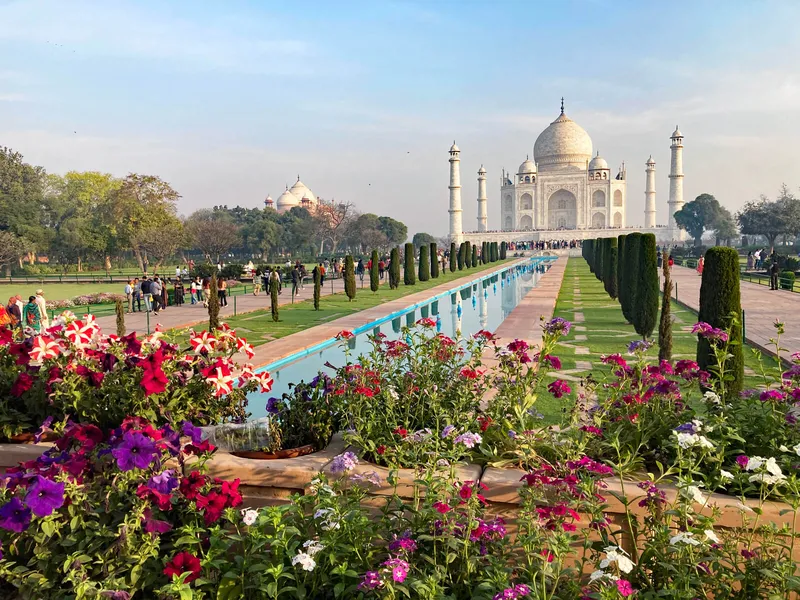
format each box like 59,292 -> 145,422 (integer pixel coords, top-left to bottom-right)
2,0 -> 800,237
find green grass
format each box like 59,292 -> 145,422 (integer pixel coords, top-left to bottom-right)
0,282 -> 123,302
537,258 -> 777,422
175,261 -> 514,347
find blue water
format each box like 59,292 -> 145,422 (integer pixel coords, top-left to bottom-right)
247,257 -> 555,419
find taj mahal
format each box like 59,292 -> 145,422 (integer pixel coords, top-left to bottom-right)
450,100 -> 687,245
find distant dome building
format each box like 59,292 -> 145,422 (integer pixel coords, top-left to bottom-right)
268,176 -> 323,214
275,188 -> 300,213
264,194 -> 274,209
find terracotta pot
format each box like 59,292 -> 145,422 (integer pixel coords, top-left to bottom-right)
230,444 -> 316,460
7,431 -> 59,444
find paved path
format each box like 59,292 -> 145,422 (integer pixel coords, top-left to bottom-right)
669,265 -> 800,359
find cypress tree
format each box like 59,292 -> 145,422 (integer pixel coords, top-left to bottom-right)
465,241 -> 472,267
500,242 -> 507,259
344,255 -> 356,300
457,243 -> 465,270
430,242 -> 439,278
622,233 -> 641,323
658,256 -> 673,361
115,298 -> 126,337
697,247 -> 744,399
370,250 -> 379,292
449,242 -> 457,272
404,243 -> 415,285
472,245 -> 478,268
491,242 -> 497,262
419,244 -> 430,281
617,234 -> 627,307
269,273 -> 279,322
594,238 -> 604,281
633,233 -> 659,338
390,247 -> 400,289
208,274 -> 220,330
586,239 -> 595,272
313,266 -> 321,309
604,238 -> 618,299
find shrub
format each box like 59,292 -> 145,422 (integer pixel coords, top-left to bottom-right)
389,246 -> 400,289
449,242 -> 457,272
208,274 -> 220,329
418,244 -> 430,281
500,241 -> 507,259
595,237 -> 604,281
344,255 -> 356,300
270,273 -> 280,320
115,298 -> 125,337
219,263 -> 244,280
313,266 -> 321,309
471,244 -> 478,267
457,243 -> 465,270
617,234 -> 627,307
659,256 -> 673,361
780,270 -> 796,290
430,242 -> 439,278
622,232 -> 641,323
370,250 -> 379,292
403,243 -> 415,285
584,239 -> 594,272
604,239 -> 618,300
191,263 -> 217,279
464,241 -> 472,268
697,246 -> 743,399
634,233 -> 659,339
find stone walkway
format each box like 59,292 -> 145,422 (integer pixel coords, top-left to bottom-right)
669,265 -> 800,359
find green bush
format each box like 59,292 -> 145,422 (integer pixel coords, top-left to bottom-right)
465,241 -> 472,268
697,246 -> 743,399
622,233 -> 642,323
418,244 -> 430,281
472,245 -> 478,267
208,274 -> 220,329
457,243 -> 465,270
617,234 -> 626,307
500,242 -> 507,259
192,263 -> 217,279
390,247 -> 400,289
634,233 -> 659,339
780,270 -> 796,290
659,258 -> 673,361
404,243 -> 416,285
370,250 -> 379,292
344,255 -> 356,300
449,242 -> 457,272
269,274 -> 280,321
430,242 -> 439,278
604,238 -> 618,300
313,266 -> 321,309
594,237 -> 604,281
584,239 -> 594,271
219,263 -> 244,280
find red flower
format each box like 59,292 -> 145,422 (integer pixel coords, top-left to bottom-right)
477,415 -> 493,432
473,330 -> 496,341
163,551 -> 202,583
10,372 -> 34,397
140,350 -> 169,396
433,501 -> 451,514
416,318 -> 436,328
180,471 -> 206,500
336,330 -> 355,340
392,427 -> 408,438
547,379 -> 571,399
540,549 -> 555,563
195,490 -> 227,525
184,440 -> 216,456
136,484 -> 173,510
120,332 -> 142,355
460,367 -> 480,380
376,445 -> 386,455
458,483 -> 473,500
220,479 -> 243,508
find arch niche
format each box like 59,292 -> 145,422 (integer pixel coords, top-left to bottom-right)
613,190 -> 623,207
547,189 -> 577,230
613,212 -> 623,227
519,215 -> 533,230
592,190 -> 606,208
591,212 -> 605,229
504,215 -> 513,230
520,193 -> 533,211
503,195 -> 513,211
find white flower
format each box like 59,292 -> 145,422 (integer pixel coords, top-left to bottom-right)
764,457 -> 783,477
241,509 -> 259,526
748,473 -> 787,486
589,570 -> 608,582
705,529 -> 720,544
599,546 -> 634,574
703,391 -> 721,405
291,552 -> 316,571
682,485 -> 707,505
745,456 -> 765,471
670,532 -> 700,546
314,507 -> 341,530
303,540 -> 324,556
674,432 -> 715,450
794,443 -> 800,457
735,501 -> 756,514
720,470 -> 734,481
780,445 -> 790,453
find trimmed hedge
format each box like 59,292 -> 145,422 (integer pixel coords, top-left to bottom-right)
404,243 -> 415,285
370,250 -> 380,292
449,243 -> 457,272
604,238 -> 618,300
617,234 -> 626,308
389,247 -> 400,289
418,244 -> 430,281
658,257 -> 672,361
457,243 -> 465,270
344,255 -> 356,300
465,241 -> 472,268
472,245 -> 478,267
500,242 -> 507,259
622,233 -> 642,324
430,243 -> 439,278
697,246 -> 744,400
633,233 -> 659,338
313,266 -> 321,309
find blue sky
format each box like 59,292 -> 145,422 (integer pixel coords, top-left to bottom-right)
2,0 -> 800,236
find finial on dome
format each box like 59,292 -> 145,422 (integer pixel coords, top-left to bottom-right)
560,97 -> 565,114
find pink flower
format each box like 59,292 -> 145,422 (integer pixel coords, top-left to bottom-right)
236,337 -> 255,359
189,330 -> 217,354
541,354 -> 561,369
433,501 -> 451,514
547,379 -> 571,398
254,371 -> 274,393
201,359 -> 235,397
29,335 -> 62,362
616,579 -> 634,597
416,318 -> 436,328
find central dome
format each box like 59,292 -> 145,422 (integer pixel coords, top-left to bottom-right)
533,110 -> 593,171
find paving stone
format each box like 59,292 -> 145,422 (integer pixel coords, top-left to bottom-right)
574,334 -> 587,341
573,312 -> 585,323
574,326 -> 587,332
575,361 -> 593,370
574,346 -> 590,355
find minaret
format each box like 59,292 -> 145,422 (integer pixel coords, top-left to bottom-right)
448,142 -> 463,243
668,126 -> 685,241
644,156 -> 656,228
476,165 -> 487,232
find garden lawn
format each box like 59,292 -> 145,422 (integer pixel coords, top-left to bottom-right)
539,257 -> 777,421
175,261 -> 513,347
0,282 -> 123,302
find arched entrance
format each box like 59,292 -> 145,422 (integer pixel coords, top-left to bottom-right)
591,212 -> 605,228
547,189 -> 577,230
519,215 -> 533,230
520,193 -> 532,210
504,215 -> 512,230
613,212 -> 623,227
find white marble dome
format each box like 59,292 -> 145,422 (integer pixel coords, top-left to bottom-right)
588,152 -> 608,171
534,111 -> 593,171
518,158 -> 536,174
289,180 -> 316,206
276,188 -> 299,212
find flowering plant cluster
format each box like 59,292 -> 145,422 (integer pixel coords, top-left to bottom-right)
46,292 -> 126,310
0,316 -> 271,437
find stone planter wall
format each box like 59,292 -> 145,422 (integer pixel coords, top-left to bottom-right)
0,443 -> 51,474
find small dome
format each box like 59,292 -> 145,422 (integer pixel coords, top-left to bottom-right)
449,142 -> 460,152
518,158 -> 536,175
646,155 -> 656,166
276,188 -> 299,212
264,194 -> 274,206
671,125 -> 683,138
533,109 -> 593,171
478,165 -> 486,174
588,151 -> 608,171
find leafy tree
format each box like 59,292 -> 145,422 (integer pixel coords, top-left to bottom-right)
697,247 -> 743,399
412,232 -> 436,248
0,231 -> 28,275
313,266 -> 321,310
713,206 -> 738,246
403,243 -> 415,285
0,147 -> 48,259
208,274 -> 220,329
185,210 -> 241,263
344,255 -> 356,300
634,234 -> 659,339
377,216 -> 408,247
430,242 -> 439,278
674,193 -> 727,247
418,244 -> 430,281
659,257 -> 673,361
777,184 -> 800,242
134,221 -> 186,272
737,197 -> 785,247
449,242 -> 456,272
389,247 -> 400,289
370,250 -> 379,292
313,200 -> 357,253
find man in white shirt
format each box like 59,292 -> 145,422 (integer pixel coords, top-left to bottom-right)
124,280 -> 133,313
35,289 -> 49,330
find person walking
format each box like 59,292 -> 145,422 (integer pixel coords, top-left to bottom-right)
269,267 -> 282,296
656,250 -> 663,268
319,262 -> 326,285
140,277 -> 152,312
747,251 -> 754,270
378,258 -> 386,280
124,280 -> 134,313
22,296 -> 41,335
696,256 -> 704,276
218,277 -> 228,307
291,265 -> 300,298
174,278 -> 185,306
34,289 -> 49,330
253,269 -> 262,295
770,261 -> 780,290
356,258 -> 365,282
299,264 -> 307,290
7,296 -> 21,334
151,277 -> 163,314
175,265 -> 181,279
161,277 -> 169,310
133,278 -> 142,312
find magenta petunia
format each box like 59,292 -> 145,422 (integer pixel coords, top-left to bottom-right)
24,476 -> 65,517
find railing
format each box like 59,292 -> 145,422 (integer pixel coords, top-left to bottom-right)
670,258 -> 799,293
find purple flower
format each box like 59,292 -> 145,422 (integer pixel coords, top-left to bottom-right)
24,476 -> 65,517
736,455 -> 750,469
388,531 -> 418,554
382,558 -> 409,583
34,416 -> 54,444
358,571 -> 383,591
0,497 -> 32,532
147,470 -> 178,495
547,379 -> 571,398
329,451 -> 358,474
543,317 -> 572,336
100,592 -> 131,600
508,430 -> 517,439
111,432 -> 159,471
759,389 -> 785,402
454,432 -> 482,448
266,397 -> 282,414
441,425 -> 456,438
180,421 -> 203,444
627,339 -> 653,354
674,423 -> 696,434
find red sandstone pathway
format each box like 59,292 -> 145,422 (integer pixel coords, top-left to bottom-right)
669,265 -> 800,358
